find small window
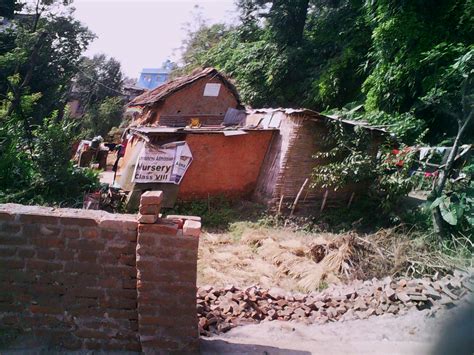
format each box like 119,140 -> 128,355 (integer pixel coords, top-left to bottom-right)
203,83 -> 221,97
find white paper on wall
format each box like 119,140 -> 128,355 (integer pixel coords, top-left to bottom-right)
132,141 -> 193,184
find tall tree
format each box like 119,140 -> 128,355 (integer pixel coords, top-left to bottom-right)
0,0 -> 94,126
0,0 -> 100,205
267,0 -> 309,46
74,54 -> 125,137
75,54 -> 123,113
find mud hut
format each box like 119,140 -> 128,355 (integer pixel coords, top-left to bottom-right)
248,108 -> 386,212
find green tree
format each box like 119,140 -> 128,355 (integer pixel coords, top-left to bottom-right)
0,1 -> 94,126
175,0 -> 473,144
0,0 -> 99,206
427,50 -> 474,235
75,54 -> 123,110
362,0 -> 473,143
73,54 -> 125,137
82,96 -> 124,138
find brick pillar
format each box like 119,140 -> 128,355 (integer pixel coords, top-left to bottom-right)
135,192 -> 200,353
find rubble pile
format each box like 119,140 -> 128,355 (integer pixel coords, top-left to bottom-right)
197,272 -> 473,336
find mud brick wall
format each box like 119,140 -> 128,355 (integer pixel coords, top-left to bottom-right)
0,199 -> 201,353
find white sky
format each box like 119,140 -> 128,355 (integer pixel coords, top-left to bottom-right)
72,0 -> 237,78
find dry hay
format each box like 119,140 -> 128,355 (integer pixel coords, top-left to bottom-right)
198,225 -> 468,293
349,227 -> 472,279
200,226 -> 357,292
258,233 -> 355,292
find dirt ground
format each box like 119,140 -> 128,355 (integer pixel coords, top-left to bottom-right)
201,299 -> 474,355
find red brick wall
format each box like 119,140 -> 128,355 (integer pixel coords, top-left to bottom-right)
0,201 -> 200,353
178,131 -> 275,200
159,76 -> 238,117
136,221 -> 199,352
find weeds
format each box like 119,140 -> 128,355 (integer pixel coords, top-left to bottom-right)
166,197 -> 266,230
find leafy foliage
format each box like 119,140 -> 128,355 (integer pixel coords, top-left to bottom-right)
311,122 -> 377,190
175,0 -> 473,145
81,96 -> 124,138
72,54 -> 125,138
312,121 -> 414,213
430,164 -> 474,235
0,0 -> 100,207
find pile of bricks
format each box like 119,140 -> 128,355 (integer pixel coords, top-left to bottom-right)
197,272 -> 473,336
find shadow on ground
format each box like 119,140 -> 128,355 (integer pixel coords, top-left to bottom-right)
200,338 -> 311,355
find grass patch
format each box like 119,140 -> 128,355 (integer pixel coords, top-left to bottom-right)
165,197 -> 266,230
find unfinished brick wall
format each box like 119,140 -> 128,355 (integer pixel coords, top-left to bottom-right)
0,197 -> 200,353
136,192 -> 200,353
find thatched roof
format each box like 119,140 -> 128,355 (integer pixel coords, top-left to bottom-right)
129,67 -> 241,107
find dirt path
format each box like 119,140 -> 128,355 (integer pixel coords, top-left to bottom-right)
200,300 -> 473,355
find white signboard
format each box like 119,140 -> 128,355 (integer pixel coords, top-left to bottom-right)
132,141 -> 193,184
203,83 -> 221,97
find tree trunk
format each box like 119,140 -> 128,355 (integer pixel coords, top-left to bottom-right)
431,112 -> 472,236
269,0 -> 309,46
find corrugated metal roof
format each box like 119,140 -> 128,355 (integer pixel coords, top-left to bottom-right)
129,67 -> 241,107
246,108 -> 387,133
131,127 -> 182,134
130,126 -> 276,136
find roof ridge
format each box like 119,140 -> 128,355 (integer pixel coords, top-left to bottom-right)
129,67 -> 225,107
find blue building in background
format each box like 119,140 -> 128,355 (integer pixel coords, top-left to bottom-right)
137,61 -> 173,90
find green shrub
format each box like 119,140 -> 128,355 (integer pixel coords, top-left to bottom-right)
0,115 -> 100,207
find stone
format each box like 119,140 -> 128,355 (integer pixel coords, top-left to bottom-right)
194,274 -> 473,337
139,204 -> 161,215
398,279 -> 408,288
408,293 -> 428,302
384,287 -> 396,300
440,286 -> 458,300
422,285 -> 442,300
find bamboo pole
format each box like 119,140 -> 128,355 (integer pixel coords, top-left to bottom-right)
290,178 -> 309,217
320,189 -> 329,213
347,192 -> 355,208
277,194 -> 284,215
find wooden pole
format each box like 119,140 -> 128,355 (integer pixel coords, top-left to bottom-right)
290,178 -> 309,217
320,189 -> 329,213
347,192 -> 355,208
277,194 -> 284,215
